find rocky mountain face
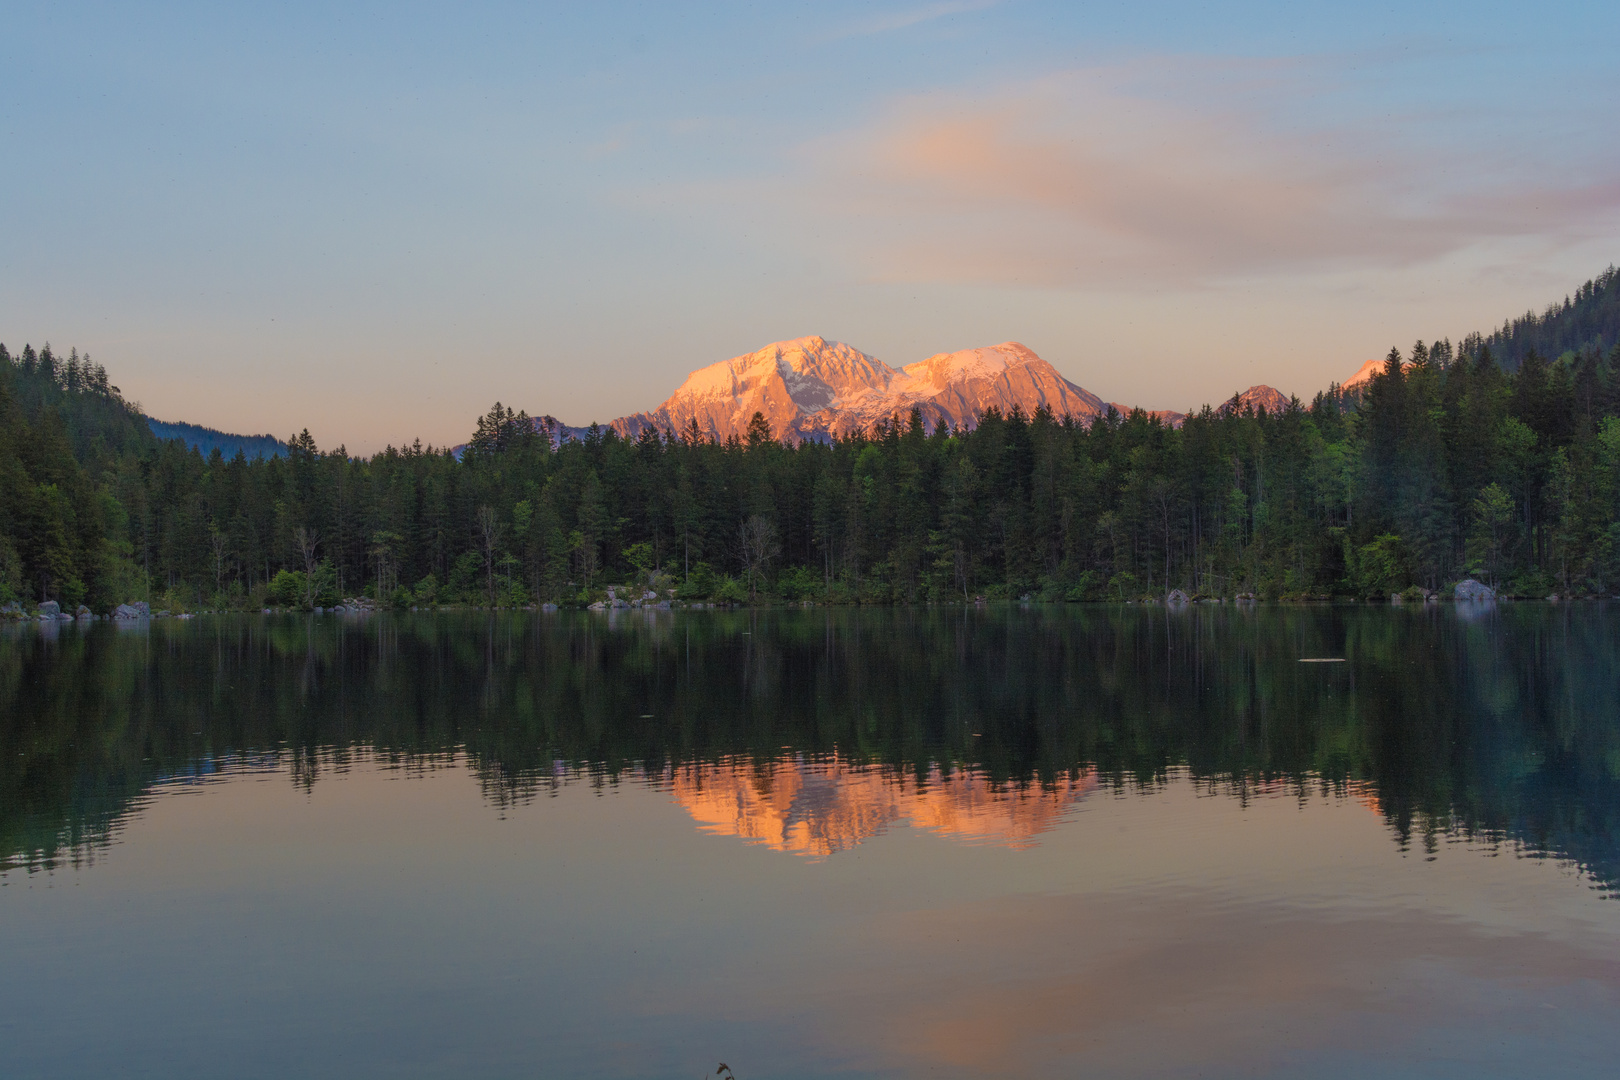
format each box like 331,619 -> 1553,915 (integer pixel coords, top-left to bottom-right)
1341,357 -> 1386,390
609,336 -> 901,443
588,336 -> 1194,444
1219,385 -> 1294,416
517,335 -> 1298,447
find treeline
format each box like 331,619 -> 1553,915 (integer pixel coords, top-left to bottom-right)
0,343 -> 149,609
1480,264 -> 1620,370
7,310 -> 1620,611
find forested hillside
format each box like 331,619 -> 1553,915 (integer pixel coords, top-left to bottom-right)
6,297 -> 1620,611
0,343 -> 152,609
1475,265 -> 1620,370
146,418 -> 284,461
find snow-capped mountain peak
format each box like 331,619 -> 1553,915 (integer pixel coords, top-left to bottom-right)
1342,357 -> 1386,390
899,342 -> 1039,392
558,336 -> 1185,445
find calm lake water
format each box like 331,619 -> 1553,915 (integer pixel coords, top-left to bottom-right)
3,605 -> 1619,1078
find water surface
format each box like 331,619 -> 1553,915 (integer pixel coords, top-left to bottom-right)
3,605 -> 1618,1078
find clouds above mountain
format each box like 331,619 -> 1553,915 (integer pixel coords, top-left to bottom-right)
751,60 -> 1620,289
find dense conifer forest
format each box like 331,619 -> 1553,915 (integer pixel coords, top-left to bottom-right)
1479,264 -> 1620,369
6,268 -> 1620,612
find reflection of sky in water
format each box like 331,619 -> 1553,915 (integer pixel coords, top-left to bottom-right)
2,755 -> 1618,1079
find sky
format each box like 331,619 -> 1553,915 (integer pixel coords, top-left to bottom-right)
4,1 -> 1620,453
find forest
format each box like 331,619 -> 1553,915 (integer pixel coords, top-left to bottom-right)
5,266 -> 1620,612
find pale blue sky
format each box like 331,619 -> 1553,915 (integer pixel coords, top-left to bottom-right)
4,1 -> 1619,451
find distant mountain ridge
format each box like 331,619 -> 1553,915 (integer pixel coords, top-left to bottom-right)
147,418 -> 285,460
1219,385 -> 1294,416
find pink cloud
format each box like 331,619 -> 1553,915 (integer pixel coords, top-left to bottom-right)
778,63 -> 1620,288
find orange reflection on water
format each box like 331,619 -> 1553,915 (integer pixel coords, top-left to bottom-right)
664,756 -> 1096,857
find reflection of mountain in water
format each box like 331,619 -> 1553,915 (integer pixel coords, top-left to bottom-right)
3,606 -> 1620,893
666,757 -> 1096,857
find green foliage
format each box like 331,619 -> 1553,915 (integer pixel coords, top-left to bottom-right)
311,560 -> 339,606
413,573 -> 440,606
622,541 -> 654,581
1353,534 -> 1411,599
447,550 -> 484,601
269,570 -> 305,607
774,565 -> 822,602
676,562 -> 719,600
1465,482 -> 1514,584
1507,567 -> 1555,598
0,536 -> 22,603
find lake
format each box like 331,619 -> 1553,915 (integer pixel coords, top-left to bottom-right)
3,604 -> 1618,1078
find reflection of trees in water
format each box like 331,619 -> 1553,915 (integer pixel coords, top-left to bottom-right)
1,606 -> 1618,892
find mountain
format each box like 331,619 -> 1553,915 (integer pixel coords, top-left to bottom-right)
1218,385 -> 1294,416
1341,358 -> 1384,390
577,336 -> 1182,445
465,333 -> 1294,458
147,418 -> 285,460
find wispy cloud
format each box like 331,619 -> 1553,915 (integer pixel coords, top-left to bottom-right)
816,1 -> 1001,44
704,57 -> 1620,290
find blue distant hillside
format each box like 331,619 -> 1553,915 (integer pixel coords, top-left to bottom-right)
147,418 -> 286,460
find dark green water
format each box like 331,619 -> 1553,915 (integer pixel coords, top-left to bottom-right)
3,605 -> 1619,1077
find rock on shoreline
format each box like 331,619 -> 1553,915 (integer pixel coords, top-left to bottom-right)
1454,579 -> 1496,602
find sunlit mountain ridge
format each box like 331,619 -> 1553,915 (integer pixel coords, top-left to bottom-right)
531,336 -> 1220,445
